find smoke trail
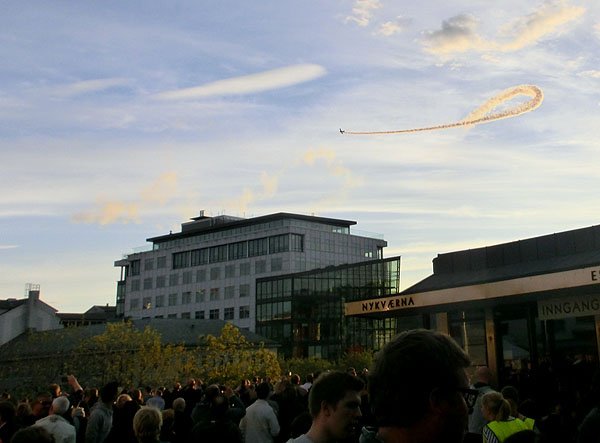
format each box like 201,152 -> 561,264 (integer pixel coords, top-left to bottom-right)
341,85 -> 543,135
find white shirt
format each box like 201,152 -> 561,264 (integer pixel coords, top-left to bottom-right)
240,399 -> 280,443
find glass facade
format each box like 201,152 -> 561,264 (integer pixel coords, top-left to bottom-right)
256,257 -> 400,359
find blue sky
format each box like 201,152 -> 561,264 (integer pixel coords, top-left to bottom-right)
2,0 -> 599,312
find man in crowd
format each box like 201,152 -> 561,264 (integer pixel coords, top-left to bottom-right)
34,396 -> 76,443
361,329 -> 473,443
288,371 -> 364,443
465,366 -> 496,442
85,381 -> 119,443
240,382 -> 280,442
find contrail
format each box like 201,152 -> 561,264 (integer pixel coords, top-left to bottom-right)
340,85 -> 543,135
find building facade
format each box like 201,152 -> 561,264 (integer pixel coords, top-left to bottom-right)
256,256 -> 400,360
345,224 -> 600,389
114,212 -> 387,332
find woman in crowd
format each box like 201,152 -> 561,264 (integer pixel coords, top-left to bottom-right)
482,391 -> 531,443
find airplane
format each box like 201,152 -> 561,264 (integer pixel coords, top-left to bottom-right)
339,128 -> 345,134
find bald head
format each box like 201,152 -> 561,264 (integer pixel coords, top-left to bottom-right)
474,366 -> 492,384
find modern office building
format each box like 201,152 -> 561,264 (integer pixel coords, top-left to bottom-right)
114,212 -> 387,332
256,256 -> 401,360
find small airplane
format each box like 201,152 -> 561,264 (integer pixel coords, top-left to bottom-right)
339,128 -> 345,134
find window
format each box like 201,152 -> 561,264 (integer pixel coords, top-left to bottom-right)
239,263 -> 250,276
240,306 -> 250,319
271,257 -> 283,272
269,234 -> 289,254
182,291 -> 192,304
196,269 -> 206,282
173,251 -> 190,269
210,267 -> 221,280
144,258 -> 154,271
224,307 -> 234,320
239,284 -> 250,298
129,298 -> 140,310
191,248 -> 208,266
225,286 -> 235,299
155,295 -> 165,308
131,280 -> 140,291
157,256 -> 167,269
130,260 -> 140,276
143,278 -> 153,290
228,241 -> 247,260
183,271 -> 192,284
195,311 -> 205,320
181,312 -> 191,319
291,234 -> 304,252
248,238 -> 268,257
209,245 -> 228,263
196,289 -> 206,303
168,293 -> 178,306
209,309 -> 220,319
156,276 -> 166,288
255,260 -> 266,274
225,265 -> 236,278
210,288 -> 220,301
168,313 -> 177,319
169,274 -> 179,286
142,297 -> 152,309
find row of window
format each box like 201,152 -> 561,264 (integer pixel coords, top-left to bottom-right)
129,284 -> 251,310
144,306 -> 251,320
172,234 -> 303,269
130,258 -> 284,291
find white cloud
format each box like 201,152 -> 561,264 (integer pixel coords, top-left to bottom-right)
154,64 -> 326,100
577,70 -> 600,78
345,0 -> 382,27
44,78 -> 131,98
377,16 -> 411,36
499,0 -> 585,51
422,14 -> 491,54
0,245 -> 19,250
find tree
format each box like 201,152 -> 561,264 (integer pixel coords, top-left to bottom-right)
200,323 -> 280,386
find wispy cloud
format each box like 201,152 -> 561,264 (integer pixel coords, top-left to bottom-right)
345,0 -> 382,27
377,16 -> 411,36
423,0 -> 584,56
45,78 -> 131,98
498,0 -> 585,51
72,173 -> 178,225
154,64 -> 326,101
577,70 -> 600,78
0,245 -> 19,250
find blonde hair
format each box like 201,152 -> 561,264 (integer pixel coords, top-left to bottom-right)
133,407 -> 162,442
482,391 -> 512,421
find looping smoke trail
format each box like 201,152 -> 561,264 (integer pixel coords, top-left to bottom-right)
341,85 -> 543,135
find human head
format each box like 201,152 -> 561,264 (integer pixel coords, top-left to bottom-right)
172,397 -> 185,413
133,406 -> 163,442
307,371 -> 364,440
0,401 -> 15,425
48,383 -> 61,398
50,396 -> 70,416
481,391 -> 511,422
290,374 -> 301,385
474,366 -> 493,385
211,394 -> 229,420
256,382 -> 270,400
10,426 -> 54,443
500,386 -> 520,417
369,329 -> 470,441
117,394 -> 133,409
100,381 -> 119,404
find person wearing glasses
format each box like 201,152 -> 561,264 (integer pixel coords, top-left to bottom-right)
481,392 -> 530,443
360,329 -> 475,443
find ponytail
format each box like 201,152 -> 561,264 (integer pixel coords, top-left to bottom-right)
482,391 -> 513,421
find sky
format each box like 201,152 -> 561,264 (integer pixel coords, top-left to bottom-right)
2,0 -> 600,312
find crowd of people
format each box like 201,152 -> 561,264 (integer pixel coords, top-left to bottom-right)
1,329 -> 600,442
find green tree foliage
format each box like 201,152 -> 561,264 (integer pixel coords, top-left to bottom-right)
337,349 -> 374,374
280,356 -> 334,380
200,323 -> 280,386
68,321 -> 196,388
